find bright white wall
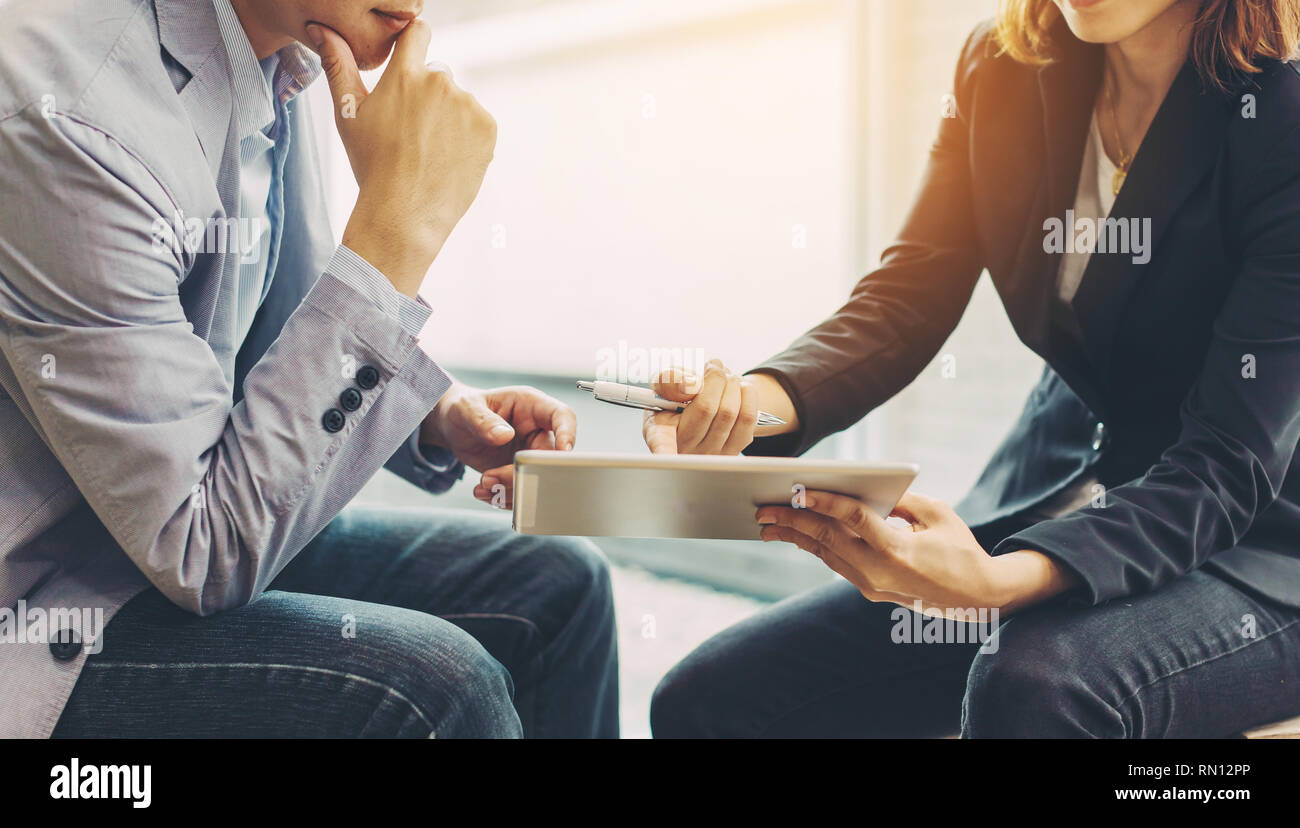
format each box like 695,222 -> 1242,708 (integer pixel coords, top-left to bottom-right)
311,0 -> 1046,502
314,0 -> 860,378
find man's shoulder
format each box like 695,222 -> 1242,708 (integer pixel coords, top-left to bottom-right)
0,0 -> 161,120
0,0 -> 219,204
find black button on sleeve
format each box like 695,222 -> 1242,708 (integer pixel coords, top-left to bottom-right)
355,365 -> 380,390
322,408 -> 346,433
339,387 -> 363,412
49,628 -> 81,661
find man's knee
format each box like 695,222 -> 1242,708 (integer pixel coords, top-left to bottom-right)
528,535 -> 615,631
261,594 -> 521,738
962,615 -> 1121,738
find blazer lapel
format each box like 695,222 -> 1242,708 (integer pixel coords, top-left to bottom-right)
155,0 -> 236,191
155,0 -> 242,375
1070,56 -> 1233,384
1019,25 -> 1107,416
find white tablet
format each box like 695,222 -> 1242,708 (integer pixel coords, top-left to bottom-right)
511,450 -> 919,540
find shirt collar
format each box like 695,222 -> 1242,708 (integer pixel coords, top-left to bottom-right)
211,0 -> 322,141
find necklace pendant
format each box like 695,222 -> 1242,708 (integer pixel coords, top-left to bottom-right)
1112,168 -> 1126,196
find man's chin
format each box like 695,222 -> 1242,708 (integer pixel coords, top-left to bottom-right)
354,41 -> 399,72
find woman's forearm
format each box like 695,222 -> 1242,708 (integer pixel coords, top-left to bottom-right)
988,549 -> 1083,615
747,372 -> 800,437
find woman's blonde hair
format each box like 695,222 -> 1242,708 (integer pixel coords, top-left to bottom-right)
994,0 -> 1300,90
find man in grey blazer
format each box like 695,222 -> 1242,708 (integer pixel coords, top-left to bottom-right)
0,0 -> 618,737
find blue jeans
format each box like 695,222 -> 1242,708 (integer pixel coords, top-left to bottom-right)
651,567 -> 1300,738
52,506 -> 619,738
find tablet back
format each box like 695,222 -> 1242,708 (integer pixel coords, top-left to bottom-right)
512,451 -> 918,540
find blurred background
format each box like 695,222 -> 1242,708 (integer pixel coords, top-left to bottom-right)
308,0 -> 1044,736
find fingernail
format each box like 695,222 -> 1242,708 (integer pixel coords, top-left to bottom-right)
756,515 -> 775,525
305,23 -> 324,49
483,476 -> 499,488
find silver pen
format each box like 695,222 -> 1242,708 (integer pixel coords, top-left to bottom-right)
576,380 -> 786,427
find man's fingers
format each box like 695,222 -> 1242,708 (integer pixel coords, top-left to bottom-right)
549,403 -> 578,451
309,24 -> 367,120
514,389 -> 576,451
474,465 -> 513,509
390,18 -> 434,74
468,403 -> 515,445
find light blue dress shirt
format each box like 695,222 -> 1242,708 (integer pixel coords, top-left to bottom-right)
212,0 -> 460,482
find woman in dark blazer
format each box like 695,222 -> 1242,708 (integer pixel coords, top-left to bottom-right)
642,0 -> 1300,737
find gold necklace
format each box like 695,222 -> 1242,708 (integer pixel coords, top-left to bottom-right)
1104,72 -> 1133,196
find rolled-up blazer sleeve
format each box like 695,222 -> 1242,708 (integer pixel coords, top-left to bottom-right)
994,122 -> 1300,603
0,108 -> 453,616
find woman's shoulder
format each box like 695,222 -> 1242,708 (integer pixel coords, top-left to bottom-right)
948,19 -> 1037,107
1225,59 -> 1300,160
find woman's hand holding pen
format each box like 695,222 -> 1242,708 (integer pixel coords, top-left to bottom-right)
641,359 -> 798,455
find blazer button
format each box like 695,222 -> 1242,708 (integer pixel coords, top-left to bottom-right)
355,365 -> 380,390
1091,422 -> 1107,451
339,387 -> 363,412
322,408 -> 346,433
49,628 -> 81,661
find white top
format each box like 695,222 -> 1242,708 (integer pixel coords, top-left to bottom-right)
213,0 -> 278,348
1032,113 -> 1120,522
1056,112 -> 1119,307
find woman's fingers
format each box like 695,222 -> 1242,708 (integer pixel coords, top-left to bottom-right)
646,360 -> 754,455
651,367 -> 700,403
756,504 -> 868,558
800,490 -> 901,551
888,491 -> 949,528
642,409 -> 680,455
758,523 -> 911,603
675,360 -> 728,452
696,371 -> 741,454
719,377 -> 759,455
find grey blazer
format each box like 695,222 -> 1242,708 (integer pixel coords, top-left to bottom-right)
0,0 -> 462,737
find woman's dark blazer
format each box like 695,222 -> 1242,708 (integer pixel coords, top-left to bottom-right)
747,16 -> 1300,609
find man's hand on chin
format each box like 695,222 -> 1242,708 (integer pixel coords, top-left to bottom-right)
419,382 -> 577,509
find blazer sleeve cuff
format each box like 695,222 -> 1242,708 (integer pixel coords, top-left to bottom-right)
385,429 -> 466,494
991,520 -> 1123,608
742,367 -> 813,457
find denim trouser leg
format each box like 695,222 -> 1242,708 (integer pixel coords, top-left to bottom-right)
52,505 -> 619,738
652,569 -> 1300,738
